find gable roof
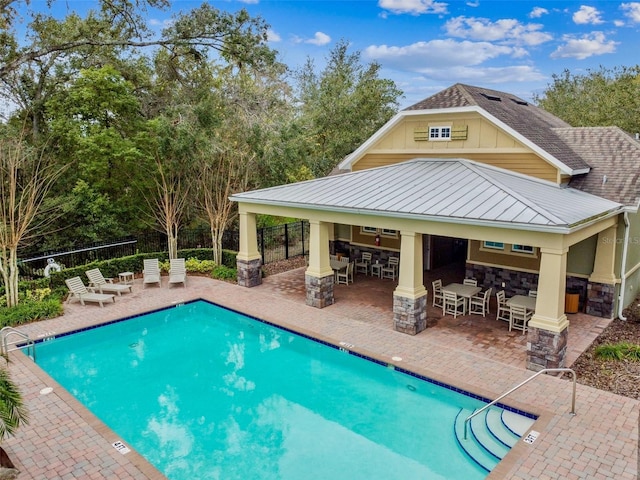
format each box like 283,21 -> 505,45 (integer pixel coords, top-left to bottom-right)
406,83 -> 590,172
338,83 -> 590,174
232,159 -> 622,233
558,126 -> 640,207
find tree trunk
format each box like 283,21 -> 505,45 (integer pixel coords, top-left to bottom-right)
7,248 -> 19,308
210,224 -> 222,265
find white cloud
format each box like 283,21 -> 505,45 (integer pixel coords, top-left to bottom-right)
529,7 -> 549,19
573,5 -> 604,25
365,39 -> 524,71
466,1 -> 480,7
421,65 -> 546,83
378,0 -> 448,15
550,32 -> 618,59
444,16 -> 553,46
267,29 -> 281,42
621,2 -> 640,22
305,32 -> 331,46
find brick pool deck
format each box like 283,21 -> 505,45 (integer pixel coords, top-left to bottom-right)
4,270 -> 638,479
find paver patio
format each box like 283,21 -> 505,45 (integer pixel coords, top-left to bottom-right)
3,269 -> 638,479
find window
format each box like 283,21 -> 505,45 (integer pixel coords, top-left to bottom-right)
429,126 -> 451,141
483,241 -> 504,250
361,226 -> 377,234
381,229 -> 398,238
512,244 -> 534,254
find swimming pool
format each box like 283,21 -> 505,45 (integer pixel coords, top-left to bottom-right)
35,299 -> 535,480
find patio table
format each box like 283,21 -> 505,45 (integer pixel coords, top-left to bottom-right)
442,283 -> 481,314
506,295 -> 536,311
370,261 -> 384,278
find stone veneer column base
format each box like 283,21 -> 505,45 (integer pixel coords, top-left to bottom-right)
393,294 -> 429,335
526,327 -> 568,371
236,258 -> 262,287
586,282 -> 615,318
305,274 -> 334,308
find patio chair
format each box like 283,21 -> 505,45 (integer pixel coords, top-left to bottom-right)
463,278 -> 478,286
354,252 -> 372,275
381,256 -> 399,281
509,304 -> 532,334
65,276 -> 115,307
168,258 -> 187,288
432,279 -> 444,308
470,287 -> 492,317
529,290 -> 537,298
85,268 -> 133,296
143,258 -> 161,288
443,290 -> 466,318
336,262 -> 354,285
496,290 -> 509,322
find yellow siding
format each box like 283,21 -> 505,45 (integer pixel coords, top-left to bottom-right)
354,112 -> 559,182
468,240 -> 541,271
354,153 -> 557,182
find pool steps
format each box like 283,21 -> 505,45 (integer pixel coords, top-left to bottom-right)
454,407 -> 536,472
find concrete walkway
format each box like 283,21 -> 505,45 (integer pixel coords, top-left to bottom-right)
3,272 -> 638,479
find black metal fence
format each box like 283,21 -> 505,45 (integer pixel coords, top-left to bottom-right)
18,221 -> 308,278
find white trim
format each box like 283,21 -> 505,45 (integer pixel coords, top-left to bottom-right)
338,106 -> 583,176
231,196 -> 623,235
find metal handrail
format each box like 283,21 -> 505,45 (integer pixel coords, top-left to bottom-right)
463,368 -> 576,440
0,327 -> 36,361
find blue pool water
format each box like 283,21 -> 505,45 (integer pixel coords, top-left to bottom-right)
36,300 -> 516,479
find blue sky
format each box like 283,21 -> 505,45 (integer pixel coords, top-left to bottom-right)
210,0 -> 640,108
27,1 -> 640,108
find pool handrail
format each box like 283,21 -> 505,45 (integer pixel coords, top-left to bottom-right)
0,326 -> 36,361
463,367 -> 576,440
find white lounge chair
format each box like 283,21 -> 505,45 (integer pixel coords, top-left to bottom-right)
65,276 -> 115,307
85,268 -> 132,296
168,258 -> 187,288
143,259 -> 161,288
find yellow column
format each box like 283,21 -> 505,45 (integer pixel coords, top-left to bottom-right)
528,247 -> 570,332
394,231 -> 427,299
236,210 -> 260,262
589,226 -> 618,284
306,220 -> 334,279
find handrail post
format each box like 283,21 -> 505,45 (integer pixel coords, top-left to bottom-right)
463,368 -> 576,440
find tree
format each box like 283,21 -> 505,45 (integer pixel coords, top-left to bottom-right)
535,66 -> 640,134
0,128 -> 65,307
294,40 -> 403,177
144,117 -> 196,260
196,66 -> 289,264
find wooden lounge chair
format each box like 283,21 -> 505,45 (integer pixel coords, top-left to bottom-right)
143,259 -> 161,288
168,258 -> 187,288
85,268 -> 133,296
65,276 -> 115,307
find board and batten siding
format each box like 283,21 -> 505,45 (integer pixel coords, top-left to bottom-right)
351,114 -> 559,182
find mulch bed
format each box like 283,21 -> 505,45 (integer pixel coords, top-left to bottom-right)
571,302 -> 640,400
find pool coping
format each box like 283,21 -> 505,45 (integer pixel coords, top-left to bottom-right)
5,275 -> 639,480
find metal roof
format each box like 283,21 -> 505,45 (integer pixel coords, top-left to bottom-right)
232,159 -> 623,232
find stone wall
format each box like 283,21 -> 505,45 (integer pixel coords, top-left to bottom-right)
393,294 -> 429,335
305,274 -> 335,308
236,258 -> 262,287
527,327 -> 568,371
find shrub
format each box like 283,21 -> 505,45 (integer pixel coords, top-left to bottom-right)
211,265 -> 237,281
0,298 -> 63,327
595,342 -> 640,361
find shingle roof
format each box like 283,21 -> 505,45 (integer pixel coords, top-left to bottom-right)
559,127 -> 640,207
405,84 -> 590,171
232,159 -> 622,232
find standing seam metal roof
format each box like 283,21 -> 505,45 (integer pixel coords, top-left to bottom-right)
231,159 -> 622,230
